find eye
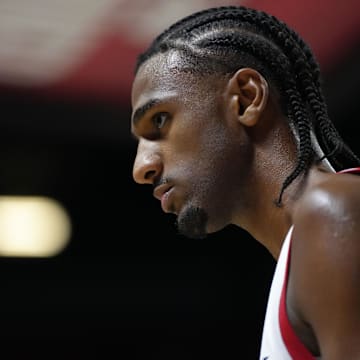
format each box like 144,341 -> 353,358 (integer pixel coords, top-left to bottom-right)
152,112 -> 169,129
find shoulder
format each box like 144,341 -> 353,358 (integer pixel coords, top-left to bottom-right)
291,169 -> 360,270
293,170 -> 360,235
290,170 -> 360,286
288,170 -> 360,357
290,169 -> 360,278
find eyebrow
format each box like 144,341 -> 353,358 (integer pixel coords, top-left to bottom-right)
131,98 -> 163,128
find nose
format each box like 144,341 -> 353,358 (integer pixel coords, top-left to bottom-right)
132,140 -> 163,185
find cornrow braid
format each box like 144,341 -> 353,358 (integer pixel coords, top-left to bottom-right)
135,5 -> 360,205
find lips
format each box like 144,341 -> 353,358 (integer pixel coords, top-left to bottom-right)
153,184 -> 173,213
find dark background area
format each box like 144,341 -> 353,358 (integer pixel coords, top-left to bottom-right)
0,1 -> 359,358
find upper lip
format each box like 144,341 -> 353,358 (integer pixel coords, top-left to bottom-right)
153,183 -> 172,201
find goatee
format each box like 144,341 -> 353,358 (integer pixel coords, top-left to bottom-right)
176,206 -> 208,239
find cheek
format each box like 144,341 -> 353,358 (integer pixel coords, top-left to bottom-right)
175,123 -> 244,192
164,104 -> 251,192
167,111 -> 242,178
195,126 -> 253,205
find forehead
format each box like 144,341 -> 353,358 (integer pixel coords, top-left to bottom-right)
132,53 -> 172,108
131,51 -> 213,110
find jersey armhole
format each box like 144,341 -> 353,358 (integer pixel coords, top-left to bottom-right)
278,229 -> 315,360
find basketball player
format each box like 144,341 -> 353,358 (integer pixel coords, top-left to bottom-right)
130,5 -> 360,359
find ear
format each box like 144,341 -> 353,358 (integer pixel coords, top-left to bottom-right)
227,68 -> 269,127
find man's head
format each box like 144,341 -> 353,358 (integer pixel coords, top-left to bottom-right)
131,5 -> 359,238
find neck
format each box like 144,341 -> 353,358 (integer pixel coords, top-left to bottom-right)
230,96 -> 334,258
236,161 -> 333,259
243,173 -> 302,259
235,121 -> 301,257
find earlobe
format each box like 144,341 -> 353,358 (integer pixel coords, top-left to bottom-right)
227,68 -> 269,127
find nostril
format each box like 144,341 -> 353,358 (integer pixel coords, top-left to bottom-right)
144,170 -> 157,181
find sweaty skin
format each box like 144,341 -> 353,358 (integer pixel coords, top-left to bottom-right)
132,52 -> 296,245
131,51 -> 360,358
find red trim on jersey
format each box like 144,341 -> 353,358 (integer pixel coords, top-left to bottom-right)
337,167 -> 360,175
279,245 -> 315,359
278,166 -> 360,358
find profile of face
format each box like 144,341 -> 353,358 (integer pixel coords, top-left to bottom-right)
131,51 -> 254,239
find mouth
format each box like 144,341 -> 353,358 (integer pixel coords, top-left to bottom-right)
153,184 -> 173,213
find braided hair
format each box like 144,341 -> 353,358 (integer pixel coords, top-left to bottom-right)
135,5 -> 360,205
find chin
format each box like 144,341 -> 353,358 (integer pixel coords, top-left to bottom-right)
176,205 -> 208,240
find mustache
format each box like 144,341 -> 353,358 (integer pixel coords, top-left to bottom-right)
153,177 -> 170,189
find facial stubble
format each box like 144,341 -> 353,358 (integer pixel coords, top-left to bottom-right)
175,205 -> 208,239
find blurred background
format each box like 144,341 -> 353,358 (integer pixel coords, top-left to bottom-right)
0,0 -> 359,358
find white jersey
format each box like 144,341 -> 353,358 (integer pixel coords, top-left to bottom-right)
259,225 -> 318,360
